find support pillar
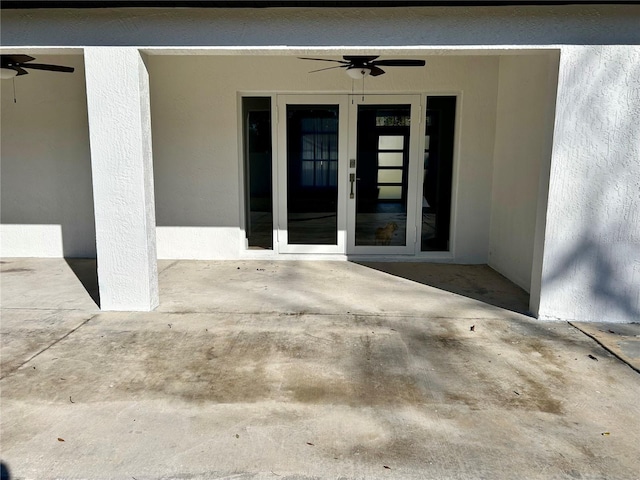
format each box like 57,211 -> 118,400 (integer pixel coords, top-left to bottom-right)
534,45 -> 640,322
85,47 -> 159,311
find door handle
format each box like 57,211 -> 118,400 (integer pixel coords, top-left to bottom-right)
350,173 -> 355,199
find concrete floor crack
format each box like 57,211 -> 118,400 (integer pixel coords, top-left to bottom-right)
0,314 -> 97,381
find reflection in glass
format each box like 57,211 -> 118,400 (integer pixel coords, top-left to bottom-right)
376,112 -> 411,127
355,105 -> 410,246
286,105 -> 339,245
243,97 -> 273,249
422,96 -> 456,251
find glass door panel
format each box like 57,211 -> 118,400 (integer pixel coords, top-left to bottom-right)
287,105 -> 339,245
421,96 -> 457,252
277,95 -> 348,254
348,97 -> 421,254
242,97 -> 273,249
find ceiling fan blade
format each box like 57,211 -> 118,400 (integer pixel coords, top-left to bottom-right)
371,59 -> 426,67
309,65 -> 346,74
343,55 -> 379,63
1,54 -> 35,66
12,66 -> 30,76
369,66 -> 386,77
20,63 -> 74,73
298,57 -> 349,64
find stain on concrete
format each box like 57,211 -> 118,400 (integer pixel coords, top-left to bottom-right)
401,321 -> 567,416
3,260 -> 640,479
3,315 -> 576,420
113,330 -> 274,403
2,310 -> 640,479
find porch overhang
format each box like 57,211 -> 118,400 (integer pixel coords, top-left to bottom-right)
2,0 -> 634,8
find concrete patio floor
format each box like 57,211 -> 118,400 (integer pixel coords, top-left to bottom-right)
1,258 -> 639,479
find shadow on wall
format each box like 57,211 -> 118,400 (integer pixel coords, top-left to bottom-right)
0,55 -> 96,258
540,46 -> 640,322
542,235 -> 640,322
354,262 -> 531,316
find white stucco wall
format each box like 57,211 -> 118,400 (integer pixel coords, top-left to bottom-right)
0,50 -> 502,262
536,46 -> 640,323
0,54 -> 95,258
84,48 -> 159,311
2,6 -> 639,320
2,6 -> 639,47
147,54 -> 500,261
489,54 -> 559,292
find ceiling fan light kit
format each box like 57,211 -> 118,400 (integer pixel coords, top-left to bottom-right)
346,67 -> 371,79
0,68 -> 18,80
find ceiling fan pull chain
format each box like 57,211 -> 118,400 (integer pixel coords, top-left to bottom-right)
362,75 -> 365,102
12,77 -> 17,103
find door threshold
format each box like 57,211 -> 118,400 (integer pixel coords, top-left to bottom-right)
239,250 -> 454,263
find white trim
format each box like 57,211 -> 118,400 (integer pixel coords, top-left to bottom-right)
449,92 -> 463,259
137,47 -> 564,56
236,92 -> 248,253
413,91 -> 463,258
237,252 -> 457,262
271,93 -> 280,254
237,93 -> 280,255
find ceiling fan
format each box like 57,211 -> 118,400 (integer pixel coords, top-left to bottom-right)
1,54 -> 75,80
299,55 -> 426,79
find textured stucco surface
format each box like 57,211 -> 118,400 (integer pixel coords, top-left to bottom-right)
538,45 -> 640,323
84,48 -> 159,311
1,6 -> 640,47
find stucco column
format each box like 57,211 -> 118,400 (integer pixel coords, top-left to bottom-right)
84,47 -> 159,311
532,45 -> 640,322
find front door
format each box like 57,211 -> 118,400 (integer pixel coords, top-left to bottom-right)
347,95 -> 421,254
277,94 -> 420,255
